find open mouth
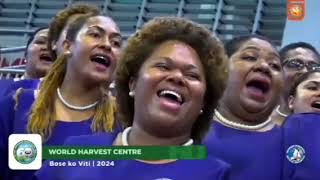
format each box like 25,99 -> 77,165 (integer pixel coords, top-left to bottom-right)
157,90 -> 184,105
246,79 -> 270,96
311,101 -> 320,109
39,54 -> 53,62
90,54 -> 111,68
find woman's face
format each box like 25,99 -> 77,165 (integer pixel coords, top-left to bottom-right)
130,40 -> 206,136
221,38 -> 283,121
26,28 -> 53,77
282,48 -> 319,97
289,72 -> 320,113
66,15 -> 122,84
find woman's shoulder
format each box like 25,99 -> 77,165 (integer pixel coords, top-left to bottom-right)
205,121 -> 282,140
192,155 -> 230,173
11,79 -> 40,89
16,88 -> 36,105
0,92 -> 16,125
0,79 -> 14,97
137,155 -> 230,179
63,133 -> 117,146
282,113 -> 320,180
283,113 -> 320,139
10,88 -> 36,118
104,155 -> 230,180
283,113 -> 320,150
4,79 -> 40,96
0,92 -> 15,108
204,156 -> 230,179
149,153 -> 230,172
284,113 -> 320,128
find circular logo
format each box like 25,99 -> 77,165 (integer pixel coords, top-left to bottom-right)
13,140 -> 37,164
286,145 -> 305,164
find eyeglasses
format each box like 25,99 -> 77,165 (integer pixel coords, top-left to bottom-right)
282,58 -> 320,71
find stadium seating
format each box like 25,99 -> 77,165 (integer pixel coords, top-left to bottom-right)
0,0 -> 286,47
0,0 -> 287,78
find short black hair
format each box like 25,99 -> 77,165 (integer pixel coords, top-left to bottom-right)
289,69 -> 320,97
280,42 -> 320,63
224,34 -> 276,57
25,27 -> 48,56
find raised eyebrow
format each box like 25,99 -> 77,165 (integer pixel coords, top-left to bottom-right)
33,36 -> 47,42
241,46 -> 260,52
306,81 -> 320,86
88,25 -> 105,33
39,35 -> 48,39
157,57 -> 199,70
34,34 -> 48,39
38,34 -> 47,38
157,57 -> 173,63
242,46 -> 280,58
88,25 -> 122,38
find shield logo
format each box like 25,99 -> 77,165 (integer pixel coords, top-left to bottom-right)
287,0 -> 305,21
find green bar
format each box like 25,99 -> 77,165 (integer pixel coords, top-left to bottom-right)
42,146 -> 206,160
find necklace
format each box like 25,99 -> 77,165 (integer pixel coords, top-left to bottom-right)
121,127 -> 194,146
214,109 -> 272,131
276,105 -> 288,117
57,88 -> 98,111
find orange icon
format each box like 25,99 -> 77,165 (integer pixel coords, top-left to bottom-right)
287,0 -> 305,21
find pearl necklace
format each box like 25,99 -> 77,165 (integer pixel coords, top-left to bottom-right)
275,105 -> 288,117
214,109 -> 272,131
121,127 -> 194,146
57,88 -> 99,111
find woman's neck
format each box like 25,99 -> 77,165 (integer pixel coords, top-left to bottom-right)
217,104 -> 257,126
126,124 -> 191,146
54,76 -> 102,122
279,96 -> 291,115
270,110 -> 286,126
268,97 -> 291,126
216,103 -> 274,131
112,133 -> 179,164
59,75 -> 101,106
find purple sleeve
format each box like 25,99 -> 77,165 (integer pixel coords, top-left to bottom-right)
3,80 -> 40,96
0,80 -> 13,97
216,164 -> 230,180
0,93 -> 16,179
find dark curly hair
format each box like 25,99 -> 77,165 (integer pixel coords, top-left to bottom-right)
116,17 -> 229,143
47,3 -> 100,59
